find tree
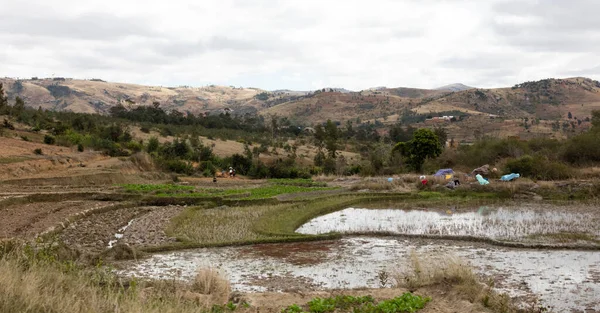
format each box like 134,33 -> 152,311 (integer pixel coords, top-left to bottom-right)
13,96 -> 25,118
0,83 -> 7,113
568,112 -> 572,119
592,110 -> 600,130
393,128 -> 442,172
314,124 -> 326,150
433,126 -> 448,147
324,119 -> 338,158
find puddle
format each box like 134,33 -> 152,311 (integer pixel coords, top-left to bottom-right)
297,207 -> 600,241
119,237 -> 600,311
108,219 -> 134,248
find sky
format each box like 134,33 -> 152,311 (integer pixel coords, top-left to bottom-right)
1,0 -> 599,91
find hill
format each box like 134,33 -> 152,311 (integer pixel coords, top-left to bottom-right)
435,83 -> 474,92
2,77 -> 600,131
0,77 -> 267,116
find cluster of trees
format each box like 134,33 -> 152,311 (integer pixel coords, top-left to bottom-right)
3,82 -> 600,179
109,102 -> 266,132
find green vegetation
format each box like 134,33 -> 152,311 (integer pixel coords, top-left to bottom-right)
269,178 -> 328,187
120,183 -> 195,193
2,81 -> 600,178
393,128 -> 442,171
156,185 -> 337,200
282,294 -> 430,313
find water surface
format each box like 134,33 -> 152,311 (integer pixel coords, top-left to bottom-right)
119,237 -> 600,312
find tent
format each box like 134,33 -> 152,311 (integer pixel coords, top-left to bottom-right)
433,168 -> 454,177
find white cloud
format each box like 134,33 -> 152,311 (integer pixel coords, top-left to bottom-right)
0,0 -> 599,90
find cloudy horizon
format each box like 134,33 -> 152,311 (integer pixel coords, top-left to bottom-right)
1,0 -> 599,91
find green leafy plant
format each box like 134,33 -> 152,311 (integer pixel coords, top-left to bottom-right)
283,294 -> 429,313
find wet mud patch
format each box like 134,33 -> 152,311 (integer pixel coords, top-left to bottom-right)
239,241 -> 338,265
60,206 -> 151,254
120,205 -> 185,248
245,273 -> 319,292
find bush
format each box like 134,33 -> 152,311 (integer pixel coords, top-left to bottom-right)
504,155 -> 573,180
20,135 -> 29,141
562,131 -> 600,164
33,148 -> 43,155
456,138 -> 529,167
161,159 -> 193,175
77,144 -> 84,152
43,135 -> 56,145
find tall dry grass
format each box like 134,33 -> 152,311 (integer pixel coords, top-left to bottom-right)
191,268 -> 231,305
394,251 -> 540,313
0,246 -> 232,313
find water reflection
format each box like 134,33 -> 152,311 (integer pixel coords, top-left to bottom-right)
297,207 -> 598,240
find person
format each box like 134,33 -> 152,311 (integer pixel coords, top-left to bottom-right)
229,167 -> 233,177
213,176 -> 217,183
232,168 -> 236,177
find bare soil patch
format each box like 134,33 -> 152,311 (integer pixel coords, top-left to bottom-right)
0,201 -> 116,239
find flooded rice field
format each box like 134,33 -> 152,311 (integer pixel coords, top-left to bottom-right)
297,205 -> 600,243
119,204 -> 600,311
120,237 -> 600,312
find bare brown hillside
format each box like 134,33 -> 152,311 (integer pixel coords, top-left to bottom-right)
2,77 -> 600,128
0,78 -> 265,115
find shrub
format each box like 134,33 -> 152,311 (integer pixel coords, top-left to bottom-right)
161,159 -> 193,174
504,155 -> 573,180
146,137 -> 159,153
77,144 -> 84,152
20,135 -> 29,141
562,131 -> 600,164
456,138 -> 530,167
33,148 -> 43,155
43,135 -> 56,145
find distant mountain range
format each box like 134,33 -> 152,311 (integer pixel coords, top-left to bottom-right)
1,77 -> 599,132
435,83 -> 474,92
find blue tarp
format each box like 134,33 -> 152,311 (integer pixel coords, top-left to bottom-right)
433,168 -> 454,177
501,173 -> 520,181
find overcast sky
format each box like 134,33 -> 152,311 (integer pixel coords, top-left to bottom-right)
1,0 -> 599,90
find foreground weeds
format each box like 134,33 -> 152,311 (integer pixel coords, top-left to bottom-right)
282,294 -> 430,313
395,251 -> 551,313
0,242 -> 236,313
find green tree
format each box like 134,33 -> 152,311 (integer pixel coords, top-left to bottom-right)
0,83 -> 7,113
146,137 -> 159,153
13,96 -> 25,115
314,124 -> 326,150
393,128 -> 442,172
433,126 -> 448,147
592,110 -> 600,130
324,120 -> 338,158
